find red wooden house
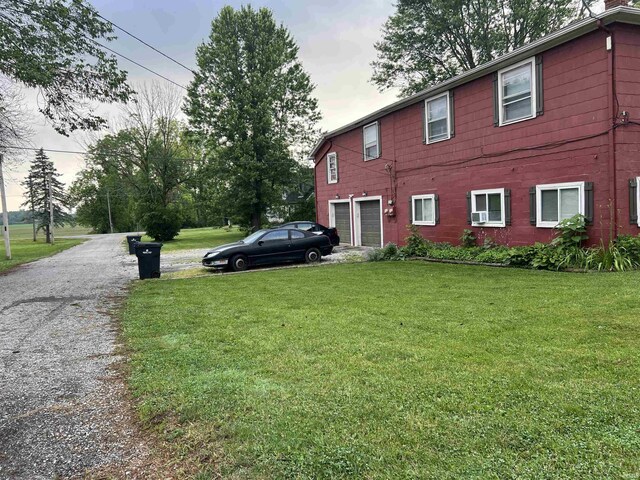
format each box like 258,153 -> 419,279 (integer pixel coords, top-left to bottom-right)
311,2 -> 640,247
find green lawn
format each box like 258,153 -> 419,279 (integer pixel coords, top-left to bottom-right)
0,224 -> 87,273
123,262 -> 640,479
139,227 -> 244,252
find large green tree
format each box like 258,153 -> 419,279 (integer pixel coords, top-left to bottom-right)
77,83 -> 196,241
372,0 -> 595,96
0,0 -> 133,134
185,5 -> 320,230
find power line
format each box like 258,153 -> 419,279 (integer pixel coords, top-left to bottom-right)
94,12 -> 196,74
92,40 -> 188,90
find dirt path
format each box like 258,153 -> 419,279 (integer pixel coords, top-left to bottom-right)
0,234 -> 150,479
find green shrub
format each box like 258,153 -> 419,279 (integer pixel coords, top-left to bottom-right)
615,234 -> 640,264
584,241 -> 635,272
367,243 -> 404,262
460,229 -> 476,248
404,225 -> 432,256
552,214 -> 588,248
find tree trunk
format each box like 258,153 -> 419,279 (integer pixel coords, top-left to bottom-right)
250,211 -> 261,232
45,224 -> 51,244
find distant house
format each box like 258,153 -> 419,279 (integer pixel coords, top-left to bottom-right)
311,2 -> 640,247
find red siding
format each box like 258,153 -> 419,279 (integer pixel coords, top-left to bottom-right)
316,25 -> 640,247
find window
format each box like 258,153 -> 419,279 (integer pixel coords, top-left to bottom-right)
498,57 -> 536,126
637,177 -> 640,227
261,230 -> 289,242
363,122 -> 380,161
471,188 -> 505,227
425,92 -> 450,143
536,182 -> 584,228
327,152 -> 338,184
295,223 -> 314,231
412,194 -> 436,226
290,230 -> 305,239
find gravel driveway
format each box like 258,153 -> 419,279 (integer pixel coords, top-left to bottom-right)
0,234 -> 148,479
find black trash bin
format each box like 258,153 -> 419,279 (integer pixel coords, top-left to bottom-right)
126,235 -> 142,255
134,242 -> 163,279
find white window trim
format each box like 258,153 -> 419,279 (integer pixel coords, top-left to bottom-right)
411,194 -> 436,226
353,196 -> 383,247
363,121 -> 380,161
424,92 -> 451,144
326,152 -> 338,184
498,57 -> 537,127
637,177 -> 640,227
471,188 -> 506,228
536,181 -> 585,228
328,199 -> 352,246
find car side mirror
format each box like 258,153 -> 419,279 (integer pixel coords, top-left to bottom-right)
258,240 -> 264,246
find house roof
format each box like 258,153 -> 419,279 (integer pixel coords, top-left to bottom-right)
310,5 -> 640,160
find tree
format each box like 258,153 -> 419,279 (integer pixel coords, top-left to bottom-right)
185,5 -> 320,230
21,148 -> 73,242
69,164 -> 137,233
371,0 -> 595,97
0,76 -> 32,156
77,83 -> 195,241
0,0 -> 133,134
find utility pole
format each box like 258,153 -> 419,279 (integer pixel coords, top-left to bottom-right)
28,173 -> 36,241
0,154 -> 11,260
106,190 -> 114,234
47,172 -> 54,245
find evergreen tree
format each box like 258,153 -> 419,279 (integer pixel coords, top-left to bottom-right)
21,148 -> 73,242
185,6 -> 320,230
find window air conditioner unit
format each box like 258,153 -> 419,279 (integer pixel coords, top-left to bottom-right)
472,211 -> 488,223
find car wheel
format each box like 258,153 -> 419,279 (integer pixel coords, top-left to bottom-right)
231,254 -> 248,272
305,248 -> 321,264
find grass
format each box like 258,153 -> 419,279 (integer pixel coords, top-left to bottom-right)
122,262 -> 640,479
0,224 -> 87,273
139,227 -> 244,253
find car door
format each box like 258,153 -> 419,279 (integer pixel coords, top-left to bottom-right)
251,230 -> 291,265
288,230 -> 309,260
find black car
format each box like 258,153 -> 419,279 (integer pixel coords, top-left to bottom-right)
277,221 -> 340,246
202,228 -> 334,271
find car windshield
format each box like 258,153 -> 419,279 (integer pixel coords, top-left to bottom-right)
242,229 -> 268,244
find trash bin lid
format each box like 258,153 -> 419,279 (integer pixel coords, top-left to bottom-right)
134,242 -> 163,248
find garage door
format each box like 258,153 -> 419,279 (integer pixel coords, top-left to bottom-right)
359,200 -> 381,247
333,203 -> 351,244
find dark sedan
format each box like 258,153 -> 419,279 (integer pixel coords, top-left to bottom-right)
277,221 -> 340,246
202,228 -> 333,271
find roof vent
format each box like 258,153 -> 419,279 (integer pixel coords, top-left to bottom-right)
604,0 -> 629,10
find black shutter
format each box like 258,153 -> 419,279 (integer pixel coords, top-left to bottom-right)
585,182 -> 594,225
630,178 -> 638,225
421,101 -> 427,145
434,194 -> 440,224
529,187 -> 537,225
449,91 -> 455,138
377,121 -> 382,157
466,192 -> 472,225
493,72 -> 499,127
409,197 -> 414,224
536,55 -> 544,116
504,189 -> 511,226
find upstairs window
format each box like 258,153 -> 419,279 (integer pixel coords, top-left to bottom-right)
363,122 -> 380,161
327,152 -> 338,184
536,182 -> 584,228
471,188 -> 505,227
425,92 -> 450,143
498,58 -> 537,126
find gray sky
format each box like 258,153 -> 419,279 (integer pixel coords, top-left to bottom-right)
4,0 -> 605,210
